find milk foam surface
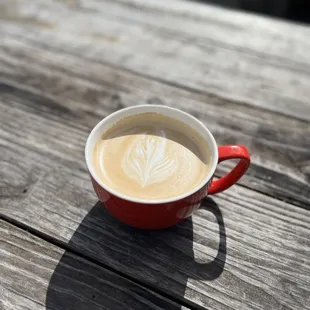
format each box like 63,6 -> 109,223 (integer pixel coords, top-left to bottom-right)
92,113 -> 212,200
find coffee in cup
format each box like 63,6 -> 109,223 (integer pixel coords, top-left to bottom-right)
92,112 -> 212,201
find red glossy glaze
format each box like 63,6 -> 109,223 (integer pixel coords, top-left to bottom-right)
90,145 -> 250,229
209,145 -> 251,195
91,175 -> 211,229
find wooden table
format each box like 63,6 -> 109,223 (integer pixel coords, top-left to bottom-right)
1,0 -> 310,309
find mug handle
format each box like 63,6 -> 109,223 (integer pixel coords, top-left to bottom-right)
208,145 -> 250,195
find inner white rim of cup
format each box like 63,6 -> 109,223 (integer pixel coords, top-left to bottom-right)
85,105 -> 218,204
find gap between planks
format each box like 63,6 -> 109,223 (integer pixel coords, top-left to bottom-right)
1,114 -> 307,211
0,213 -> 200,310
3,32 -> 309,126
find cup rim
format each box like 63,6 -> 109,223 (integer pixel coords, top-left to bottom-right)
85,105 -> 218,204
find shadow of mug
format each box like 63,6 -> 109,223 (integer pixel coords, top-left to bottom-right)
46,197 -> 226,309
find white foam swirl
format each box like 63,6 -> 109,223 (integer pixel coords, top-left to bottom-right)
121,130 -> 176,187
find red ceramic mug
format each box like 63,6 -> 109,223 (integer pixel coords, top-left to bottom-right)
85,105 -> 250,229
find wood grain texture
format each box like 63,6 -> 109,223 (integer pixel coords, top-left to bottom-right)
1,143 -> 310,309
1,0 -> 310,121
1,0 -> 310,309
0,32 -> 309,207
0,220 -> 188,310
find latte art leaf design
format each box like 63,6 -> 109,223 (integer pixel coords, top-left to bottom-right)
122,130 -> 177,187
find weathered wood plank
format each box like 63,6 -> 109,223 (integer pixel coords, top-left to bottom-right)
1,141 -> 310,309
0,38 -> 309,207
1,0 -> 310,121
1,0 -> 310,309
0,220 -> 188,310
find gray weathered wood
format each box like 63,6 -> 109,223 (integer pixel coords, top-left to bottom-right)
0,42 -> 309,207
1,142 -> 310,309
1,0 -> 310,121
0,220 -> 188,310
1,0 -> 310,309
